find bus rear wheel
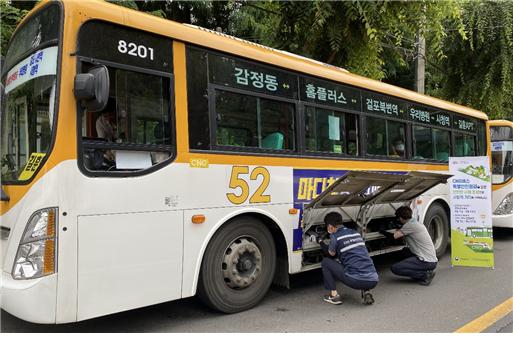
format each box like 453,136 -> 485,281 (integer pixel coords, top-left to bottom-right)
197,216 -> 276,313
424,203 -> 449,258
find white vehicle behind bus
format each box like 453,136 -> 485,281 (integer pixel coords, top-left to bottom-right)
489,120 -> 513,228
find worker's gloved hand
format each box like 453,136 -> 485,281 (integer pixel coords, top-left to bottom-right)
319,240 -> 332,257
379,230 -> 395,240
316,232 -> 329,243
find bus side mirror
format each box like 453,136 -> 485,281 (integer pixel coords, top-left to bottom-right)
74,65 -> 109,112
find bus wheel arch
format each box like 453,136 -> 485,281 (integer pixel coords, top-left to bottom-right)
422,200 -> 450,258
196,212 -> 288,313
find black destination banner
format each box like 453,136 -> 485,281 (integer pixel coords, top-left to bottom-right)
408,105 -> 451,128
208,54 -> 298,99
300,76 -> 360,111
453,115 -> 476,132
362,91 -> 408,118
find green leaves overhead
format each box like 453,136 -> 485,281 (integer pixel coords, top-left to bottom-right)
1,0 -> 511,119
433,1 -> 513,119
235,1 -> 462,81
0,0 -> 28,57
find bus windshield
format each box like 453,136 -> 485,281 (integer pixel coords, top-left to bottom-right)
491,125 -> 513,184
1,4 -> 60,183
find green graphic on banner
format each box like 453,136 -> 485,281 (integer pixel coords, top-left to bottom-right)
450,229 -> 494,268
449,156 -> 494,268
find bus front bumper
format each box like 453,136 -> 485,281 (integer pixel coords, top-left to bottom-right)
0,272 -> 57,324
493,213 -> 513,228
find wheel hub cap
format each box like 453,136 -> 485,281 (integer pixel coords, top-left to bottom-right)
222,237 -> 262,289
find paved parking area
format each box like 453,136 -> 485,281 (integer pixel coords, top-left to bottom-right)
2,228 -> 512,333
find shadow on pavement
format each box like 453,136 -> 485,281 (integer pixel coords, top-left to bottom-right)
2,229 -> 511,332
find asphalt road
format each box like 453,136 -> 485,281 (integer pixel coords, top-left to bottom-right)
2,228 -> 512,333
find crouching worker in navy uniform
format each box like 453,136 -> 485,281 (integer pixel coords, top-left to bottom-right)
318,212 -> 378,305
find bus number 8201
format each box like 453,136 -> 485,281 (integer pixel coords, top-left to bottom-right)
117,40 -> 154,60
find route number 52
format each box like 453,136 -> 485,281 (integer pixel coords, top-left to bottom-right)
226,166 -> 271,204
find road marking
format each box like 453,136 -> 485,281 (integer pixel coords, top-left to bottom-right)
455,296 -> 513,333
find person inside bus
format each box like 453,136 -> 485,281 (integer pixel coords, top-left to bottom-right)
380,206 -> 438,286
117,108 -> 128,141
318,212 -> 379,305
390,138 -> 405,157
95,107 -> 117,165
96,109 -> 116,142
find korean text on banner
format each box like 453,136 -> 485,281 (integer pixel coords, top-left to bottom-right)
449,156 -> 494,268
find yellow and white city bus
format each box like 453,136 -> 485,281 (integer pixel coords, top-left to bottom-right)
489,120 -> 513,227
1,0 -> 489,323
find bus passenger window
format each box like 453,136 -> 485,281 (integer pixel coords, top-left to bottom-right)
366,117 -> 387,156
215,90 -> 295,151
388,121 -> 405,158
477,122 -> 487,156
304,106 -> 358,155
454,132 -> 476,156
186,47 -> 209,150
366,117 -> 405,158
433,129 -> 450,161
413,125 -> 433,159
346,114 -> 358,156
81,66 -> 173,173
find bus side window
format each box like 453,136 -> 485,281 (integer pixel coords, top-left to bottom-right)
346,114 -> 358,156
304,106 -> 358,156
366,117 -> 387,156
81,64 -> 173,173
387,121 -> 405,158
186,47 -> 210,150
413,125 -> 433,160
366,117 -> 405,158
214,90 -> 295,151
433,128 -> 450,162
454,132 -> 476,157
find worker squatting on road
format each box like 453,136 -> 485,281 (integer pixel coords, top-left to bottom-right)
318,212 -> 379,305
380,206 -> 438,286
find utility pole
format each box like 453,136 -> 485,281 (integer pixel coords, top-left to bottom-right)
414,30 -> 426,94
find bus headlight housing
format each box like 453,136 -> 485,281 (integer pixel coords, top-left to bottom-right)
12,208 -> 58,280
494,193 -> 513,215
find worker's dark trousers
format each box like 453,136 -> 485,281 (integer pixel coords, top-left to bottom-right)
321,258 -> 377,291
390,256 -> 437,281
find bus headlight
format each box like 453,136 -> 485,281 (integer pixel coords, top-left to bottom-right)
494,193 -> 513,215
12,208 -> 57,280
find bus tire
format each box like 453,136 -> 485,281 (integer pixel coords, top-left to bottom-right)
197,216 -> 276,313
423,203 -> 449,258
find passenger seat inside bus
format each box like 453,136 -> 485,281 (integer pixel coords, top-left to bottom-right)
436,152 -> 449,161
262,132 -> 284,150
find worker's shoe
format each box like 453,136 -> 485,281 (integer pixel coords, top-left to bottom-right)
419,270 -> 436,286
361,290 -> 375,305
323,294 -> 342,305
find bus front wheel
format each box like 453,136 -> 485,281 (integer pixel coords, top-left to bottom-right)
424,203 -> 449,258
197,216 -> 276,313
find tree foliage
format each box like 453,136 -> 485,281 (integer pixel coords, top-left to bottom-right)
1,0 -> 511,119
1,0 -> 29,57
106,0 -> 234,32
233,1 -> 463,82
429,1 -> 513,120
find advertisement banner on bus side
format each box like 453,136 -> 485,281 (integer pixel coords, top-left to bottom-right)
449,156 -> 494,268
292,169 -> 346,251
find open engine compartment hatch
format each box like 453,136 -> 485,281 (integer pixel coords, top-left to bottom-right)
300,171 -> 452,268
304,171 -> 452,210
